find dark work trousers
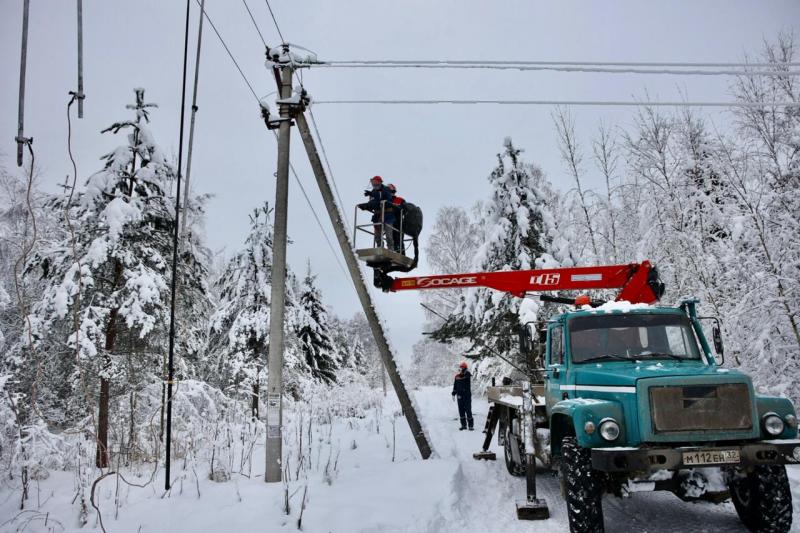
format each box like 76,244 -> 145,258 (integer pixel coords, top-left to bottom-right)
457,395 -> 474,429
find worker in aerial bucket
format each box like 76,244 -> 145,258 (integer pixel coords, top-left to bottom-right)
452,361 -> 474,430
358,175 -> 396,251
386,183 -> 406,253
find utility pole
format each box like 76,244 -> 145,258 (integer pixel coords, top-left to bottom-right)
76,0 -> 85,118
16,0 -> 31,166
264,64 -> 294,482
295,112 -> 433,459
181,0 -> 205,234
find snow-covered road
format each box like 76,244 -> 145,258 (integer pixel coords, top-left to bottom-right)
2,386 -> 798,532
412,386 -> 769,533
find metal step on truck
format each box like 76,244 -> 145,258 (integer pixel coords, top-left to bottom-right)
378,261 -> 800,533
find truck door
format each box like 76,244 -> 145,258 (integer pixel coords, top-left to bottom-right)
545,324 -> 566,414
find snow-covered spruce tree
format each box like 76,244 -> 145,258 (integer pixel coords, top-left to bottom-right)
294,263 -> 339,384
335,313 -> 385,390
434,138 -> 563,361
208,204 -> 311,415
175,193 -> 214,378
25,89 -> 207,467
208,204 -> 275,418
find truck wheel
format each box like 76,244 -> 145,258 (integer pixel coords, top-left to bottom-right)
728,465 -> 792,533
560,436 -> 604,533
503,426 -> 526,477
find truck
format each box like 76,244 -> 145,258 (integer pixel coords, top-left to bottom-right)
379,261 -> 800,533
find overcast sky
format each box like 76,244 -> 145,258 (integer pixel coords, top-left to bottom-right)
1,1 -> 797,362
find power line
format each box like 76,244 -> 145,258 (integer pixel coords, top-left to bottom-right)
323,59 -> 800,68
241,0 -> 268,49
194,1 -> 348,278
264,0 -> 285,44
316,63 -> 799,77
196,0 -> 259,101
284,144 -> 349,278
308,108 -> 349,233
312,98 -> 800,108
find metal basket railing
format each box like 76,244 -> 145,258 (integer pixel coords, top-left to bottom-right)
353,201 -> 414,255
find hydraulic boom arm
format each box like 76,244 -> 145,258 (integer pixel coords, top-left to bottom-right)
387,261 -> 664,304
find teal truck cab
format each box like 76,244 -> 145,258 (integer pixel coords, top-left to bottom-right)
481,299 -> 799,533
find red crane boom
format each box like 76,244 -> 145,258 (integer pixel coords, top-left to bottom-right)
387,261 -> 664,304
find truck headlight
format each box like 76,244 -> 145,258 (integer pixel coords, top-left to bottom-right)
599,418 -> 620,441
762,413 -> 785,436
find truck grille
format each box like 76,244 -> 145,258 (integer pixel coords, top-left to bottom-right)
649,383 -> 752,433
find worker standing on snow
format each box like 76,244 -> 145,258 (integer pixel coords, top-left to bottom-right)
452,362 -> 474,431
358,175 -> 396,250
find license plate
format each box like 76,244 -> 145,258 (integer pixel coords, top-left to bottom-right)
682,449 -> 740,466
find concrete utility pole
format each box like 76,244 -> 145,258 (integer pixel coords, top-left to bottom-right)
295,112 -> 433,460
16,0 -> 31,167
264,65 -> 294,482
181,0 -> 205,234
76,0 -> 85,118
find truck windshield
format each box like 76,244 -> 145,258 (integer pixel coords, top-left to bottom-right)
569,313 -> 702,363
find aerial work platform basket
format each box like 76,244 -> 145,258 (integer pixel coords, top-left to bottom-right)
353,202 -> 418,271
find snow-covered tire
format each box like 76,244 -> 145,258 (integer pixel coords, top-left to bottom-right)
728,465 -> 792,533
560,436 -> 604,533
503,425 -> 526,477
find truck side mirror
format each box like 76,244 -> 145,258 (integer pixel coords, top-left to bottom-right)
699,316 -> 725,366
537,328 -> 547,345
712,325 -> 724,365
518,324 -> 533,356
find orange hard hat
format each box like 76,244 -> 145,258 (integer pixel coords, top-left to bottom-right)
459,361 -> 468,369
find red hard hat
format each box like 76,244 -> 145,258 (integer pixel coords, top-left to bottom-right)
370,175 -> 383,183
459,361 -> 468,369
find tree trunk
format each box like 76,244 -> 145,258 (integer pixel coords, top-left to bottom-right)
97,260 -> 122,468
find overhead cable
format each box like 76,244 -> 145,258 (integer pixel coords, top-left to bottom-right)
322,59 -> 800,68
196,0 -> 259,101
264,0 -> 286,44
313,99 -> 800,108
308,109 -> 349,233
316,63 -> 799,77
241,0 -> 268,49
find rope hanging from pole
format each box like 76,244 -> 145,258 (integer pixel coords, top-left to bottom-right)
165,0 -> 193,491
16,0 -> 32,167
